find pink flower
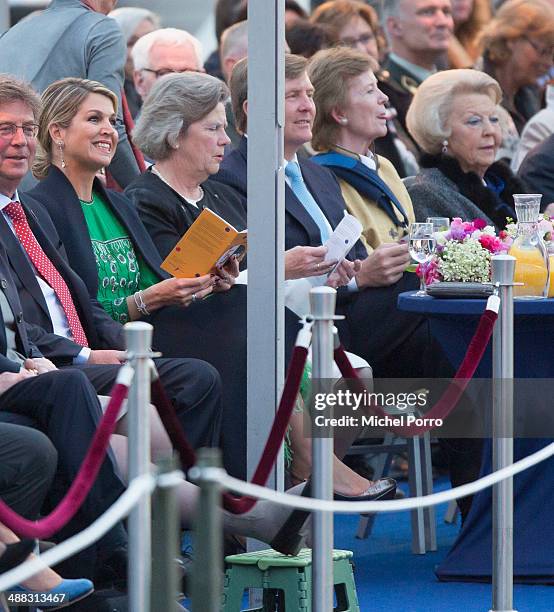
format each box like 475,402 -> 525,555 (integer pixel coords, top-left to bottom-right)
472,218 -> 487,230
417,258 -> 440,284
448,218 -> 467,241
479,234 -> 508,254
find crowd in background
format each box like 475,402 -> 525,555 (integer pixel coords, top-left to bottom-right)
0,0 -> 553,608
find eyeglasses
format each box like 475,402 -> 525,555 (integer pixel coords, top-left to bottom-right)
338,32 -> 375,48
0,122 -> 38,139
141,67 -> 202,78
523,36 -> 554,60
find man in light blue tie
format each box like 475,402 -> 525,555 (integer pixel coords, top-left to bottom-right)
215,54 -> 433,379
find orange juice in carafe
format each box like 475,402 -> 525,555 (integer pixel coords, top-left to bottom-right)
508,194 -> 549,299
509,243 -> 549,297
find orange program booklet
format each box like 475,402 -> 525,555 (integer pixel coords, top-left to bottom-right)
161,207 -> 247,278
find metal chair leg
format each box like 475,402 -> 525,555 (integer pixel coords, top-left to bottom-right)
421,432 -> 437,551
444,499 -> 459,524
407,436 -> 426,554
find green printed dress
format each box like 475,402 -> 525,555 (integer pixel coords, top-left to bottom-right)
79,192 -> 159,324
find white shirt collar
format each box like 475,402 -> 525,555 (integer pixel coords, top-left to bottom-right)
0,190 -> 19,211
358,151 -> 377,171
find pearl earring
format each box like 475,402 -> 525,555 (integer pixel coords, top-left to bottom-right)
340,117 -> 348,125
57,141 -> 66,169
442,139 -> 448,155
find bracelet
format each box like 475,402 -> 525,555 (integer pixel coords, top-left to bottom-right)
133,290 -> 150,316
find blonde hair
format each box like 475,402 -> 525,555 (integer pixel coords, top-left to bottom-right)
406,69 -> 501,154
480,0 -> 554,65
307,46 -> 377,151
34,78 -> 118,179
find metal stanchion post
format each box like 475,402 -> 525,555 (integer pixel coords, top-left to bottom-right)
151,456 -> 181,612
310,287 -> 337,612
125,322 -> 153,612
490,255 -> 517,612
190,448 -> 223,612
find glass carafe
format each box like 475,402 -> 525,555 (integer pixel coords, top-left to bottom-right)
508,194 -> 550,299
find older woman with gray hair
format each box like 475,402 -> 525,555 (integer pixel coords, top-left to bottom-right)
405,69 -> 525,230
126,72 -> 247,256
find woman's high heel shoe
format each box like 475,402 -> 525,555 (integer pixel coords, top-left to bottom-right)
333,477 -> 397,502
8,578 -> 94,610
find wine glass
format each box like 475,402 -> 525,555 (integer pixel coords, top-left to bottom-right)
426,217 -> 450,232
409,222 -> 436,297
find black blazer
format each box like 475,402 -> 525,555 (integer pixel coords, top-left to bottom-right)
1,188 -> 124,363
214,136 -> 368,261
125,170 -> 247,261
0,246 -> 42,372
27,166 -> 168,303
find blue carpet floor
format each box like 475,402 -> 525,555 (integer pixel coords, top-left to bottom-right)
335,479 -> 553,612
185,478 -> 553,611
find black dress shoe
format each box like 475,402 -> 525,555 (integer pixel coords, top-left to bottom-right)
333,477 -> 397,502
0,539 -> 35,572
270,479 -> 312,556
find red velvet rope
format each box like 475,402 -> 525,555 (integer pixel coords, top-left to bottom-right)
333,308 -> 498,437
152,344 -> 309,514
0,383 -> 129,538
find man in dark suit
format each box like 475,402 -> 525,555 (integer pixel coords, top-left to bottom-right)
0,245 -> 128,578
0,76 -> 222,453
214,54 -> 428,378
517,133 -> 554,213
379,0 -> 453,150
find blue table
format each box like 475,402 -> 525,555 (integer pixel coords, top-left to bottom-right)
398,292 -> 554,583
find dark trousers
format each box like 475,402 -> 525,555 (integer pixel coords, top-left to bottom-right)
149,285 -> 299,479
70,356 -> 223,450
0,422 -> 57,518
0,369 -> 127,577
336,272 -> 430,378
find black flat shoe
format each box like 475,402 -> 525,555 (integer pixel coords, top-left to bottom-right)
0,539 -> 35,572
270,479 -> 312,556
333,477 -> 397,502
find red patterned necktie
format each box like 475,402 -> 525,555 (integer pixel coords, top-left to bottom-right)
4,201 -> 89,347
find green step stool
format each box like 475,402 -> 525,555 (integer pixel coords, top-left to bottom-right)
222,548 -> 359,611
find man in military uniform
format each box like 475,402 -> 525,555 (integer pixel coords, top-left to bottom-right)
380,0 -> 454,151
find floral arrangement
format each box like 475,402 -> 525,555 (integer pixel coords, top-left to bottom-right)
417,218 -> 507,284
417,216 -> 554,285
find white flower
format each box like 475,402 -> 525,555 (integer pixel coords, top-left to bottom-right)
438,237 -> 491,283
